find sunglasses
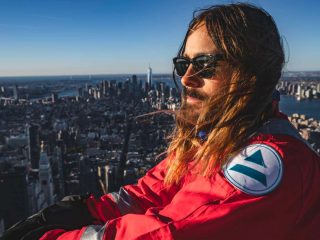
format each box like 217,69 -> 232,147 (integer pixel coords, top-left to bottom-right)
173,54 -> 223,78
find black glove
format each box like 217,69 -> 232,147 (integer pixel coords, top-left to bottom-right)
1,195 -> 94,240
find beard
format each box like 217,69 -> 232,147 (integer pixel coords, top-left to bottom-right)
176,87 -> 209,129
177,87 -> 221,135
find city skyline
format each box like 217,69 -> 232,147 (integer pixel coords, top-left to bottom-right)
0,0 -> 320,76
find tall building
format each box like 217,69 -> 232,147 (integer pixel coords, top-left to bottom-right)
26,124 -> 40,169
53,145 -> 65,198
39,142 -> 54,207
102,80 -> 108,97
27,169 -> 46,214
132,75 -> 137,86
106,165 -> 117,193
13,84 -> 19,100
51,93 -> 58,103
0,166 -> 29,230
79,156 -> 101,196
147,65 -> 152,90
0,86 -> 5,98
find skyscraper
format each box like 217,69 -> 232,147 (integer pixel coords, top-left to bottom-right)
39,142 -> 54,207
51,93 -> 58,103
132,75 -> 137,86
13,85 -> 19,100
26,124 -> 40,169
0,166 -> 29,230
147,65 -> 152,90
102,80 -> 108,97
53,145 -> 65,198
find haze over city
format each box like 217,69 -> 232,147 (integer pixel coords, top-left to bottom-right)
0,0 -> 319,76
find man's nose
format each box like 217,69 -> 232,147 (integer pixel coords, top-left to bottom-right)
181,66 -> 203,88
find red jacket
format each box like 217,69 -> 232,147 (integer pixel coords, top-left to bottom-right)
40,119 -> 320,240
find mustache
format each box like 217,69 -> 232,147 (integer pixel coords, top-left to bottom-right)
183,87 -> 207,101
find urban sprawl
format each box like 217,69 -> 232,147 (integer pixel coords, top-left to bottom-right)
0,71 -> 319,234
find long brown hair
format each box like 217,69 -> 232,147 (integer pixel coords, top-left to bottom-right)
165,3 -> 284,185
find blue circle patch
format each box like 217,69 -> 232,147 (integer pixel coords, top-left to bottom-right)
223,144 -> 283,195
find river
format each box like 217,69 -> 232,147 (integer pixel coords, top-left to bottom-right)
279,95 -> 320,120
57,89 -> 320,120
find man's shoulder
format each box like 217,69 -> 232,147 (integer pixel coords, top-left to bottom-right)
251,117 -> 319,160
223,142 -> 284,196
251,125 -> 319,164
223,129 -> 319,197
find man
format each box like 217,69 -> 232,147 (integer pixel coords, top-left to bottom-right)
2,3 -> 320,240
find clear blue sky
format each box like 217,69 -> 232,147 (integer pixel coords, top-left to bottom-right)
0,0 -> 319,76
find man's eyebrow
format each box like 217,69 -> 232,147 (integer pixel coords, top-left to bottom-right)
182,52 -> 190,58
183,51 -> 218,58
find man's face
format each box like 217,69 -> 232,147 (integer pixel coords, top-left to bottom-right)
181,23 -> 224,107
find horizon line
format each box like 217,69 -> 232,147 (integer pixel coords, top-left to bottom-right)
0,70 -> 320,78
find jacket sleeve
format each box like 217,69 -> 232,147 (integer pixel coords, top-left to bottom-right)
39,157 -> 320,240
76,155 -> 179,224
39,138 -> 320,240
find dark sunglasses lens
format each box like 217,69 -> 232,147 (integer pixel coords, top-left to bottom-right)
193,56 -> 213,70
174,59 -> 189,77
194,55 -> 217,78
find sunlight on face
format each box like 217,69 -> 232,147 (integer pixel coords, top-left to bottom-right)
181,23 -> 224,107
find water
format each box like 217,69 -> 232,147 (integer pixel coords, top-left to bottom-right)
279,95 -> 320,119
2,74 -> 318,120
58,89 -> 78,98
0,75 -> 125,83
58,89 -> 320,120
0,74 -> 173,85
58,91 -> 319,119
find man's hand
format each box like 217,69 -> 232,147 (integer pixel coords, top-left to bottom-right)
1,195 -> 93,240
